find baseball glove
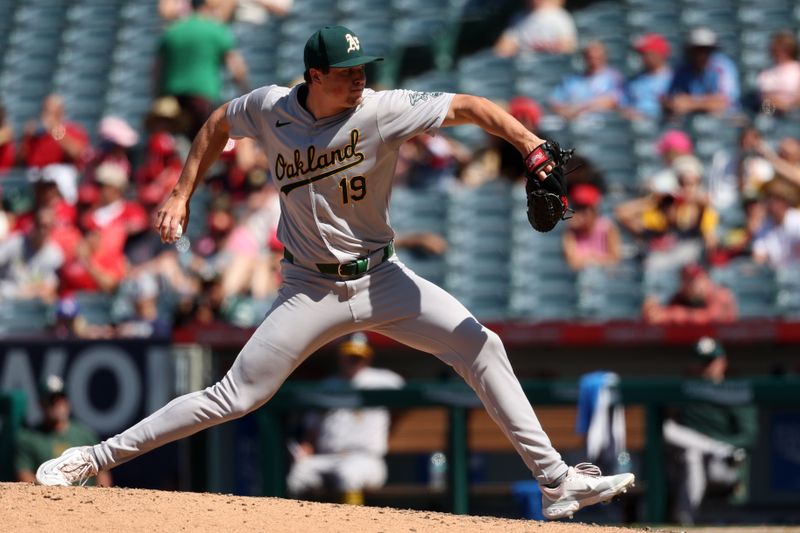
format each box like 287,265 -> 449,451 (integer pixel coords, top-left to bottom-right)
524,140 -> 575,233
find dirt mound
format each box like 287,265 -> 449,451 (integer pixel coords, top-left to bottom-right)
1,482 -> 646,533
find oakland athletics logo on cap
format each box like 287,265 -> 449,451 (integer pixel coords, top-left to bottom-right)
345,34 -> 360,53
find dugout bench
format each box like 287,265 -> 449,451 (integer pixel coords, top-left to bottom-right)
258,377 -> 800,522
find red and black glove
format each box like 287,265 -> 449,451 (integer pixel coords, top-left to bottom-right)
524,140 -> 574,232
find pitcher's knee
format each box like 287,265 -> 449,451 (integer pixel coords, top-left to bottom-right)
206,381 -> 261,419
481,330 -> 508,362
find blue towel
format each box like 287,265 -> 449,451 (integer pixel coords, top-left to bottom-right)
576,371 -> 614,435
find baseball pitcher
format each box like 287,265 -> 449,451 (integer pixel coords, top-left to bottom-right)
36,26 -> 633,519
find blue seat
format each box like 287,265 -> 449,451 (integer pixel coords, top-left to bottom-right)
458,50 -> 514,77
738,5 -> 794,29
574,2 -> 627,31
576,265 -> 643,321
511,230 -> 565,254
509,281 -> 578,321
776,268 -> 800,317
403,70 -> 458,94
396,250 -> 447,286
74,292 -> 115,326
0,298 -> 54,335
643,266 -> 681,301
514,53 -> 575,95
445,125 -> 489,151
286,0 -> 331,13
457,51 -> 514,101
711,260 -> 777,319
14,4 -> 67,31
627,6 -> 681,30
338,0 -> 388,16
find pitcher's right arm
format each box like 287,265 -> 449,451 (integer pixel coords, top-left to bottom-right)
156,102 -> 231,243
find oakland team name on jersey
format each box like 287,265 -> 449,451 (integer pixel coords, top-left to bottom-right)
275,129 -> 365,195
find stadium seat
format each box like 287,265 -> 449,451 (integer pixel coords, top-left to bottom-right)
338,0 -> 388,17
514,53 -> 575,102
508,277 -> 578,321
74,292 -> 116,326
574,2 -> 627,35
390,187 -> 448,233
445,182 -> 512,320
230,21 -> 278,91
0,0 -> 19,56
396,248 -> 447,288
643,265 -> 681,301
0,298 -> 54,335
403,70 -> 459,94
711,260 -> 777,319
576,264 -> 643,321
738,4 -> 794,30
508,183 -> 579,320
390,186 -> 450,288
457,50 -> 515,101
103,8 -> 161,133
221,295 -> 277,328
776,268 -> 800,317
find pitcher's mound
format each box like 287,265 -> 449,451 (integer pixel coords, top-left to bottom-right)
1,482 -> 646,533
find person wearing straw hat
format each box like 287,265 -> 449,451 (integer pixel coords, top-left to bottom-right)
286,333 -> 403,504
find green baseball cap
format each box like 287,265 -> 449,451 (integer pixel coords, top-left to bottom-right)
303,26 -> 383,70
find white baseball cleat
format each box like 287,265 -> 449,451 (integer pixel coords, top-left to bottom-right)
35,446 -> 99,487
540,462 -> 635,520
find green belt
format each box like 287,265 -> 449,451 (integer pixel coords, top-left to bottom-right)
284,242 -> 395,278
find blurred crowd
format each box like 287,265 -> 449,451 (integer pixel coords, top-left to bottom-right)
0,0 -> 799,337
0,91 -> 283,338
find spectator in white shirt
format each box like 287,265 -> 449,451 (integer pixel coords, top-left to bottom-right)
287,333 -> 405,505
494,0 -> 577,57
0,205 -> 63,302
757,31 -> 800,114
753,179 -> 800,268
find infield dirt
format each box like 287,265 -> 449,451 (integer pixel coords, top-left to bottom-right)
1,482 -> 654,533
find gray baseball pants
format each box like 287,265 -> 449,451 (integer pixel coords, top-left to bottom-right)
92,257 -> 568,484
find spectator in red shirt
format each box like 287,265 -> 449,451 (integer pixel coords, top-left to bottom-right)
642,263 -> 738,324
135,132 -> 183,204
85,116 -> 139,182
18,94 -> 89,168
12,165 -> 82,262
58,223 -> 127,297
0,104 -> 15,172
85,162 -> 149,244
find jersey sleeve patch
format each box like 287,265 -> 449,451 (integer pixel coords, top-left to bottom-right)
407,91 -> 444,106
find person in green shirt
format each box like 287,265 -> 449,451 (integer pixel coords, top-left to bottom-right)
663,337 -> 758,525
156,0 -> 249,138
14,375 -> 112,487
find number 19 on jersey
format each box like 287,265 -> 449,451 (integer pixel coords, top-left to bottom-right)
339,175 -> 367,204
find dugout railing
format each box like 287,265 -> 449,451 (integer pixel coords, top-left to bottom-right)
258,377 -> 800,523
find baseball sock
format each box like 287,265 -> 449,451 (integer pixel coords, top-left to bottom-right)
544,471 -> 567,488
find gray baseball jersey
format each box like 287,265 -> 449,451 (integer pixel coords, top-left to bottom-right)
226,85 -> 453,264
85,83 -> 570,490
